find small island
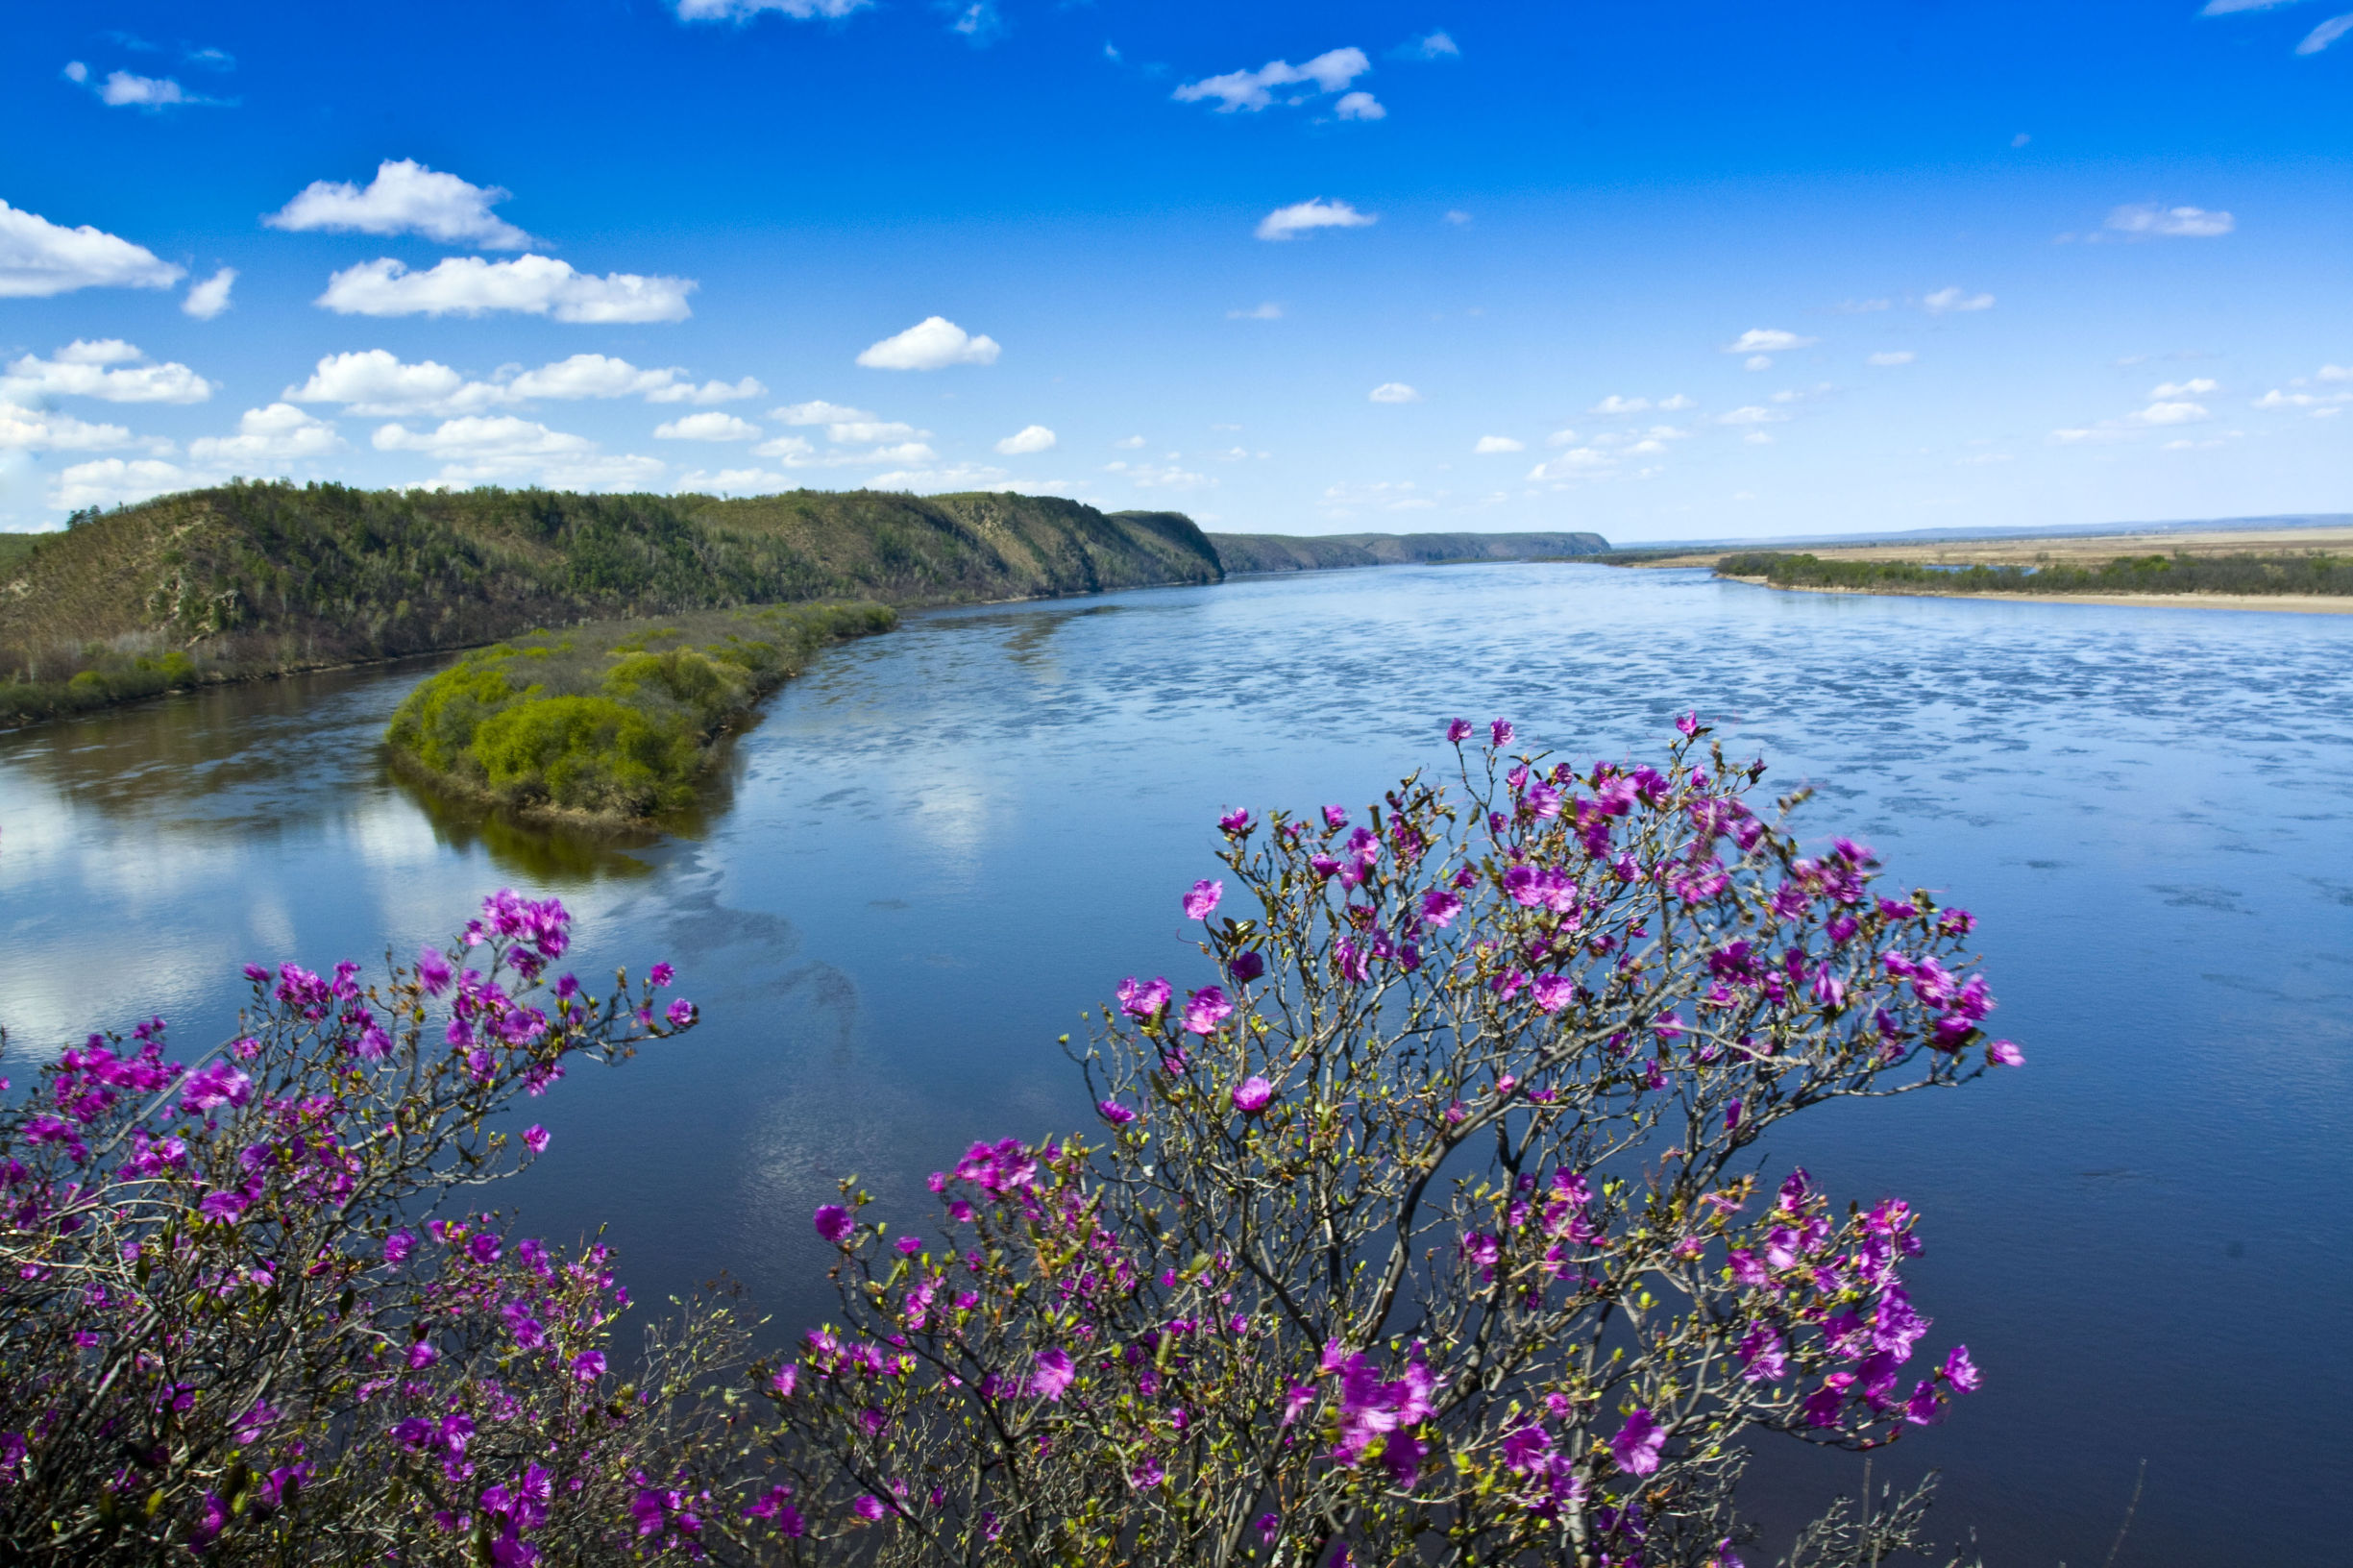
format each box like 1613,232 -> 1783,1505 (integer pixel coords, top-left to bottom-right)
384,601 -> 893,825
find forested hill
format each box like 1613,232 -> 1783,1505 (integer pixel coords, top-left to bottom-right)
0,483 -> 1221,704
1209,530 -> 1610,575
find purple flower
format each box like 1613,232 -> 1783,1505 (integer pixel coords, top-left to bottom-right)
523,1125 -> 550,1155
1942,1344 -> 1981,1392
384,1230 -> 416,1264
1421,888 -> 1464,926
1218,807 -> 1253,834
1446,718 -> 1474,743
1676,710 -> 1702,737
851,1495 -> 886,1523
417,947 -> 454,996
178,1059 -> 253,1116
1228,949 -> 1265,984
664,998 -> 697,1028
814,1205 -> 856,1245
1097,1100 -> 1137,1125
1610,1409 -> 1665,1475
1183,879 -> 1223,919
570,1351 -> 606,1382
1255,1511 -> 1281,1543
1736,1326 -> 1786,1383
1031,1347 -> 1076,1401
1182,986 -> 1234,1036
199,1189 -> 248,1224
1232,1076 -> 1273,1114
1116,976 -> 1171,1019
469,1234 -> 502,1264
1131,1457 -> 1166,1489
649,962 -> 674,987
1530,973 -> 1575,1014
1321,803 -> 1349,830
1491,719 -> 1515,748
1986,1039 -> 2024,1067
1904,1381 -> 1942,1425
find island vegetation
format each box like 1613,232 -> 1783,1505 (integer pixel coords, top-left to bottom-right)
1716,548 -> 2353,597
0,482 -> 1222,726
384,601 -> 894,822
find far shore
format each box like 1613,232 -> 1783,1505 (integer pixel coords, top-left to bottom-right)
1714,575 -> 2353,616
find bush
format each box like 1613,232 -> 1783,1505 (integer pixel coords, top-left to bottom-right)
2,718 -> 2014,1564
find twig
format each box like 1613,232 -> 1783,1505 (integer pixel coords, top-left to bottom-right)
2100,1458 -> 2146,1568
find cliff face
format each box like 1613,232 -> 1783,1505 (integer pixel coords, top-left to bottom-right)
1207,530 -> 1611,575
0,483 -> 1225,687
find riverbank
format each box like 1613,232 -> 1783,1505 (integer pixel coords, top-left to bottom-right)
1716,575 -> 2353,615
382,601 -> 895,826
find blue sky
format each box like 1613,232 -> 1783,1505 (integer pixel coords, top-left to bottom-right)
2,1 -> 2346,542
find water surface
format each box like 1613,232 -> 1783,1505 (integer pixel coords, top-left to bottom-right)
4,564 -> 2347,1564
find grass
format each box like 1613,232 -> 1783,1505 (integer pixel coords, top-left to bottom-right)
1715,550 -> 2353,597
384,601 -> 895,822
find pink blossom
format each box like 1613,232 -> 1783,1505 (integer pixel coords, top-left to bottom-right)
1446,718 -> 1473,743
523,1125 -> 550,1155
814,1205 -> 855,1244
1986,1039 -> 2024,1067
1182,987 -> 1234,1036
1030,1348 -> 1076,1401
1611,1409 -> 1666,1474
1232,1076 -> 1273,1114
1183,879 -> 1223,919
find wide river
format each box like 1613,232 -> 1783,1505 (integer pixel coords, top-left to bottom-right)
4,563 -> 2347,1562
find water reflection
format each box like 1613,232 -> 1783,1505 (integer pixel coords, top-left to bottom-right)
3,565 -> 2349,1566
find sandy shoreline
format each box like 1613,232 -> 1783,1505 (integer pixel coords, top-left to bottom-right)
1716,576 -> 2353,615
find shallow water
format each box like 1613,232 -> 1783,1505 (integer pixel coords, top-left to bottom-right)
4,563 -> 2347,1564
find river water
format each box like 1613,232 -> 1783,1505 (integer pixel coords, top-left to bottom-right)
3,563 -> 2347,1563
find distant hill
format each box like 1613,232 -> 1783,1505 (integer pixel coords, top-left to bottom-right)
1209,530 -> 1610,575
0,483 -> 1222,721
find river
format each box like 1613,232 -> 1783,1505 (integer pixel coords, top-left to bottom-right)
3,562 -> 2347,1563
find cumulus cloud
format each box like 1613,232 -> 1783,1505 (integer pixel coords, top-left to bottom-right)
2151,378 -> 2219,398
648,377 -> 765,404
0,199 -> 184,298
52,457 -> 203,512
1723,329 -> 1816,355
2252,387 -> 2352,410
994,424 -> 1056,454
674,467 -> 799,495
2126,401 -> 2210,426
373,415 -> 665,490
1228,302 -> 1284,320
1923,286 -> 1995,314
285,351 -> 494,416
1368,382 -> 1421,404
1104,459 -> 1212,490
1405,30 -> 1459,59
317,256 -> 695,322
1114,434 -> 1146,449
2298,12 -> 2353,51
1334,91 -> 1386,120
674,0 -> 873,18
2198,0 -> 2304,12
0,406 -> 142,453
1174,47 -> 1369,112
772,400 -> 877,427
509,354 -> 688,401
1716,405 -> 1787,426
1256,198 -> 1376,241
1525,448 -> 1613,481
855,316 -> 1000,370
1867,351 -> 1915,367
267,159 -> 535,249
187,404 -> 344,465
654,411 -> 761,441
1473,435 -> 1524,453
2105,204 -> 2235,238
86,70 -> 228,110
4,341 -> 214,404
1591,395 -> 1650,414
182,267 -> 236,319
1656,393 -> 1696,410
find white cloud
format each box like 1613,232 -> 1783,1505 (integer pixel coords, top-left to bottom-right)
2318,364 -> 2351,381
1724,329 -> 1816,355
773,400 -> 877,426
1745,356 -> 1774,371
1833,298 -> 1892,313
750,433 -> 815,460
372,415 -> 665,490
285,351 -> 493,415
863,461 -> 1012,491
1408,30 -> 1459,59
1114,434 -> 1146,449
182,266 -> 236,319
0,198 -> 184,297
1228,302 -> 1284,320
2253,387 -> 2352,409
187,404 -> 344,465
53,457 -> 202,511
825,420 -> 922,443
1525,448 -> 1613,481
2151,378 -> 2219,397
4,341 -> 214,404
1256,198 -> 1376,241
1103,459 -> 1212,490
2127,401 -> 2210,426
317,257 -> 695,322
1656,393 -> 1696,410
0,406 -> 141,453
1368,382 -> 1421,404
674,467 -> 798,495
855,316 -> 999,370
62,61 -> 87,84
995,424 -> 1056,454
510,354 -> 681,401
2299,12 -> 2353,50
1923,286 -> 1995,314
645,376 -> 764,404
96,71 -> 222,109
1591,395 -> 1650,414
654,411 -> 761,441
1867,351 -> 1916,367
266,159 -> 535,249
674,0 -> 874,19
1473,434 -> 1524,453
2199,0 -> 2306,12
1334,91 -> 1386,120
2105,204 -> 2235,238
1174,47 -> 1369,112
1544,428 -> 1579,446
1716,405 -> 1787,426
1319,478 -> 1434,513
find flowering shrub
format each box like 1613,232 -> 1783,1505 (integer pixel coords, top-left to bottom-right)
750,718 -> 2015,1565
0,892 -> 737,1563
1,718 -> 2016,1565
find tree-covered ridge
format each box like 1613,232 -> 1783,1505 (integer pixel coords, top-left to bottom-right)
385,601 -> 894,821
0,483 -> 1222,723
1715,550 -> 2353,596
1211,530 -> 1611,575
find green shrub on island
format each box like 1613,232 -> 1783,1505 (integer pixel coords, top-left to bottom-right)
1717,549 -> 2353,596
386,601 -> 894,820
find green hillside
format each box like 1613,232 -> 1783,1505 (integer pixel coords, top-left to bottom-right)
0,483 -> 1222,723
1209,529 -> 1610,575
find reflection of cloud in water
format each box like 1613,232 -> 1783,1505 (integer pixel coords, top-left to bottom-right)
896,769 -> 997,873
